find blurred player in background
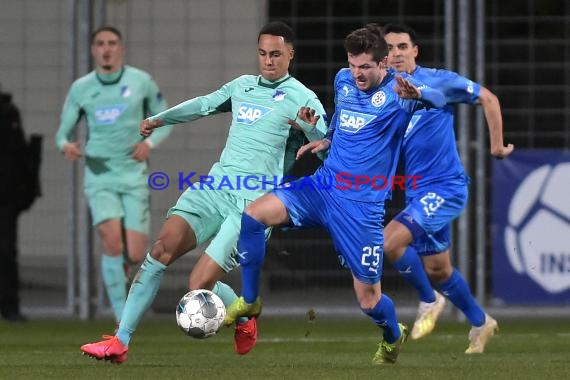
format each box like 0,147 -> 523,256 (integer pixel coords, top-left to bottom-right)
80,21 -> 328,363
224,24 -> 446,365
55,26 -> 172,327
381,23 -> 513,353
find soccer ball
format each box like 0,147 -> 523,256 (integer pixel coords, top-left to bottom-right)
176,289 -> 226,339
504,162 -> 570,293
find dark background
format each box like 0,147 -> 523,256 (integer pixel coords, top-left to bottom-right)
263,0 -> 570,296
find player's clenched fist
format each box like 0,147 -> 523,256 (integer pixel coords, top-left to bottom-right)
62,142 -> 82,161
139,118 -> 164,137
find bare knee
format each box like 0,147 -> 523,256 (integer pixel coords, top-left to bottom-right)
243,203 -> 269,224
354,280 -> 382,310
98,229 -> 123,255
149,239 -> 174,266
98,219 -> 137,259
358,295 -> 380,310
243,194 -> 288,226
383,220 -> 413,263
423,252 -> 453,283
426,265 -> 453,283
243,204 -> 258,219
382,237 -> 400,262
148,216 -> 196,267
102,238 -> 123,256
125,231 -> 148,265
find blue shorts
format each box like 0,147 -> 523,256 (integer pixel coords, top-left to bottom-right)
394,184 -> 468,255
274,175 -> 385,284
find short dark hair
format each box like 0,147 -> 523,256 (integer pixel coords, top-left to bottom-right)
258,21 -> 295,46
91,26 -> 122,44
344,23 -> 387,62
382,23 -> 418,46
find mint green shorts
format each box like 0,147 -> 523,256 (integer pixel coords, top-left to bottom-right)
169,188 -> 270,273
85,186 -> 150,234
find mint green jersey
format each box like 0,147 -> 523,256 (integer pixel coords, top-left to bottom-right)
150,74 -> 328,199
56,65 -> 172,189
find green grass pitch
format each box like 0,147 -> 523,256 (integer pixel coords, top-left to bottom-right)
1,316 -> 568,379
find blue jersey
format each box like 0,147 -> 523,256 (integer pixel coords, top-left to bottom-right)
318,68 -> 445,203
403,65 -> 481,196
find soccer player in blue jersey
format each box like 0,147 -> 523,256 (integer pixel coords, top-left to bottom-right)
79,21 -> 328,363
381,23 -> 514,353
56,26 -> 172,327
224,24 -> 446,365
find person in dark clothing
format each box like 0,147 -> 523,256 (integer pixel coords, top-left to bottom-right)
0,86 -> 41,323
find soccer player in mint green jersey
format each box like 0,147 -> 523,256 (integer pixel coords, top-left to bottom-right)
80,21 -> 328,363
55,27 -> 172,327
382,24 -> 513,352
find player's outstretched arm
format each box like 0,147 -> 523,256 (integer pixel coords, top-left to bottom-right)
478,86 -> 514,159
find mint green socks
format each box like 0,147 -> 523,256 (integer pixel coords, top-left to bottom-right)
116,254 -> 167,346
101,254 -> 127,323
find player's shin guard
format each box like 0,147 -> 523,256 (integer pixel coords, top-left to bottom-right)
362,294 -> 401,344
438,268 -> 485,326
115,254 -> 166,346
101,254 -> 127,323
393,247 -> 435,303
238,213 -> 267,304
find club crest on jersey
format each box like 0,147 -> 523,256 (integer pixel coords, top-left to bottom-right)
236,102 -> 273,125
371,91 -> 386,107
94,104 -> 127,125
120,85 -> 131,97
339,109 -> 376,133
272,89 -> 287,101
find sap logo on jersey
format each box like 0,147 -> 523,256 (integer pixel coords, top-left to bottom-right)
339,109 -> 376,133
94,104 -> 127,125
236,103 -> 273,125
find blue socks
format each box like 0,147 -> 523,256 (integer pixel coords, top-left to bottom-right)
361,294 -> 401,344
116,254 -> 167,346
101,254 -> 127,323
438,268 -> 485,327
394,247 -> 485,327
238,213 -> 267,304
393,247 -> 435,303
